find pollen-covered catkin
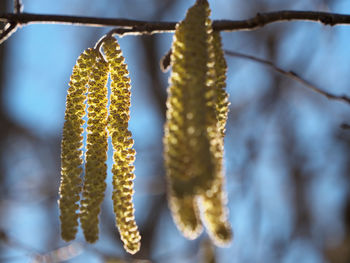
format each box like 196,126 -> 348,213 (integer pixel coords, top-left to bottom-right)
164,0 -> 223,240
201,32 -> 232,246
164,0 -> 233,246
80,53 -> 109,243
59,48 -> 97,241
102,36 -> 141,255
164,0 -> 218,199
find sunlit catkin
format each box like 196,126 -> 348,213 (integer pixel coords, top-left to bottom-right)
164,0 -> 220,240
80,53 -> 109,243
102,36 -> 141,255
59,48 -> 97,241
201,32 -> 232,246
164,0 -> 218,198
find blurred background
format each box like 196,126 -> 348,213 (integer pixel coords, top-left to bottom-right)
1,0 -> 350,262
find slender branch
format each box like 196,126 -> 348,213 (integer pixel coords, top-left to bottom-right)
1,10 -> 350,34
0,13 -> 177,31
0,22 -> 18,45
14,0 -> 23,14
341,123 -> 350,130
224,50 -> 350,105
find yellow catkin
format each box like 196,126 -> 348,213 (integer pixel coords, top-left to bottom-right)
80,52 -> 109,243
168,194 -> 203,239
201,32 -> 232,246
59,48 -> 97,241
164,0 -> 221,240
102,36 -> 141,255
164,0 -> 219,198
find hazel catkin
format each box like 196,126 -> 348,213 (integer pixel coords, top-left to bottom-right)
201,31 -> 232,246
168,0 -> 220,198
102,36 -> 141,255
80,53 -> 109,243
164,0 -> 218,239
164,0 -> 233,246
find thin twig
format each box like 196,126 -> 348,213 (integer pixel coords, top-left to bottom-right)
1,10 -> 350,33
0,22 -> 18,44
341,123 -> 350,130
224,50 -> 350,105
0,13 -> 177,31
14,0 -> 23,14
1,10 -> 350,43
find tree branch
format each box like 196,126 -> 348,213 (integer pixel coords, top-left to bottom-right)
1,10 -> 350,35
224,50 -> 350,105
13,0 -> 23,14
0,23 -> 18,45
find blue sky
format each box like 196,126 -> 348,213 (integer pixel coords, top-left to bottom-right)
2,0 -> 350,262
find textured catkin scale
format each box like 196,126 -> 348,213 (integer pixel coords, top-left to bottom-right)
59,48 -> 97,241
102,36 -> 141,255
212,32 -> 230,137
168,194 -> 203,239
201,32 -> 232,246
80,52 -> 109,243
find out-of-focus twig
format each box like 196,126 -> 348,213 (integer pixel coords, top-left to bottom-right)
341,123 -> 350,130
14,0 -> 23,14
0,22 -> 18,44
224,50 -> 350,105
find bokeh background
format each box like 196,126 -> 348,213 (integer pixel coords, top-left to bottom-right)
1,0 -> 350,262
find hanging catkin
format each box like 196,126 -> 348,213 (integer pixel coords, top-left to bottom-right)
163,0 -> 216,239
164,0 -> 233,246
59,48 -> 97,241
200,31 -> 232,246
80,53 -> 109,243
164,0 -> 219,196
102,36 -> 141,255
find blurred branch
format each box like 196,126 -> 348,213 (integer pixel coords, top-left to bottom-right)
14,0 -> 23,14
0,22 -> 18,44
224,50 -> 350,105
341,123 -> 350,130
1,10 -> 350,41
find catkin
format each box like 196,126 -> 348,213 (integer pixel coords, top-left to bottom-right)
164,0 -> 233,246
59,48 -> 97,241
201,32 -> 232,246
164,0 -> 218,239
164,0 -> 218,198
80,53 -> 109,243
102,36 -> 141,255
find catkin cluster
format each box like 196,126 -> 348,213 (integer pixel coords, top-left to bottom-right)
58,37 -> 140,254
59,48 -> 97,242
164,0 -> 232,246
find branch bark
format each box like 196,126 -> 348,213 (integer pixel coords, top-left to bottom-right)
1,10 -> 350,34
